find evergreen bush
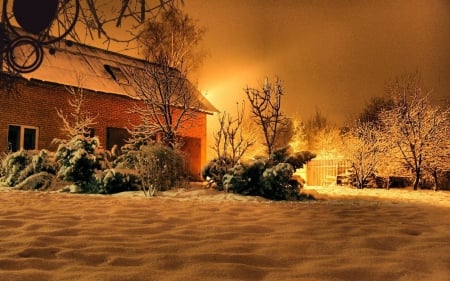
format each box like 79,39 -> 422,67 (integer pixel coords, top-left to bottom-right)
94,168 -> 140,194
55,135 -> 107,193
222,146 -> 316,201
1,149 -> 55,188
201,157 -> 234,189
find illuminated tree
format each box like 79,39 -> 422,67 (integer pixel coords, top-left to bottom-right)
379,72 -> 450,190
343,120 -> 386,188
421,107 -> 450,190
54,77 -> 97,143
304,108 -> 343,158
244,77 -> 289,157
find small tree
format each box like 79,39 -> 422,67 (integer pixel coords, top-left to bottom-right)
244,77 -> 288,157
343,120 -> 386,188
380,72 -> 450,190
203,102 -> 255,188
304,108 -> 343,158
212,102 -> 255,164
54,78 -> 97,143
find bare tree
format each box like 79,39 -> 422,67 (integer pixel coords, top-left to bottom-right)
127,60 -> 200,148
139,6 -> 205,74
125,6 -> 204,149
244,77 -> 288,157
380,72 -> 450,190
343,120 -> 386,188
212,102 -> 255,165
54,77 -> 97,143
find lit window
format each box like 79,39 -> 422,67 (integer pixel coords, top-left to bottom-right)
7,125 -> 38,151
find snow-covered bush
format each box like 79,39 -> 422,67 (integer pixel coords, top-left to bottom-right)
94,168 -> 140,194
55,135 -> 107,193
221,146 -> 315,200
141,144 -> 186,196
115,143 -> 187,197
259,163 -> 299,200
0,152 -> 6,179
14,172 -> 54,190
201,157 -> 233,189
0,149 -> 55,188
222,162 -> 253,194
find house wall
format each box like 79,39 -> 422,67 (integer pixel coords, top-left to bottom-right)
0,78 -> 208,180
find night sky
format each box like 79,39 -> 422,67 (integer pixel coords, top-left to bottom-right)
184,0 -> 450,124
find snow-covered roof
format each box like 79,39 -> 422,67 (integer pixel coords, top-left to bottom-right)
19,40 -> 218,114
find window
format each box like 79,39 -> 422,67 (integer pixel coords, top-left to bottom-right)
7,125 -> 38,151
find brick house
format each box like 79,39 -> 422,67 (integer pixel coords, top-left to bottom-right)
0,42 -> 217,180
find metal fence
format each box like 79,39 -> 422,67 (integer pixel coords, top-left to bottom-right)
306,159 -> 351,186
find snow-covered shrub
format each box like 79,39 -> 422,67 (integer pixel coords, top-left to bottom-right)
1,149 -> 55,188
14,172 -> 54,190
130,143 -> 187,197
259,163 -> 299,200
221,146 -> 316,200
55,135 -> 106,193
201,157 -> 233,189
95,168 -> 139,194
0,152 -> 6,179
222,162 -> 252,194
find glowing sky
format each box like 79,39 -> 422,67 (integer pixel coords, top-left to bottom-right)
184,0 -> 450,124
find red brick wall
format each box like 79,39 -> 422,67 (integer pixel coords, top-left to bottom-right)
0,78 -> 208,178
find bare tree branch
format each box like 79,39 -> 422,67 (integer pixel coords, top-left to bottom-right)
244,77 -> 288,157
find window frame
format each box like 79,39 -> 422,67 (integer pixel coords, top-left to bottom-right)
7,124 -> 39,151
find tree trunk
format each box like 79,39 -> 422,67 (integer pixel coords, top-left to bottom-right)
413,168 -> 420,190
432,168 -> 438,191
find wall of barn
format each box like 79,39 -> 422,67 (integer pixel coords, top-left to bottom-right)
0,78 -> 208,180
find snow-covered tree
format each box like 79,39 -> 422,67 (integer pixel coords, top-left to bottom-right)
380,72 -> 450,190
343,120 -> 387,188
55,77 -> 97,143
304,108 -> 343,158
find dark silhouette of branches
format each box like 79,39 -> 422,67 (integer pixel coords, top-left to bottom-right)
212,102 -> 255,165
75,0 -> 183,52
244,77 -> 288,157
126,60 -> 200,149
